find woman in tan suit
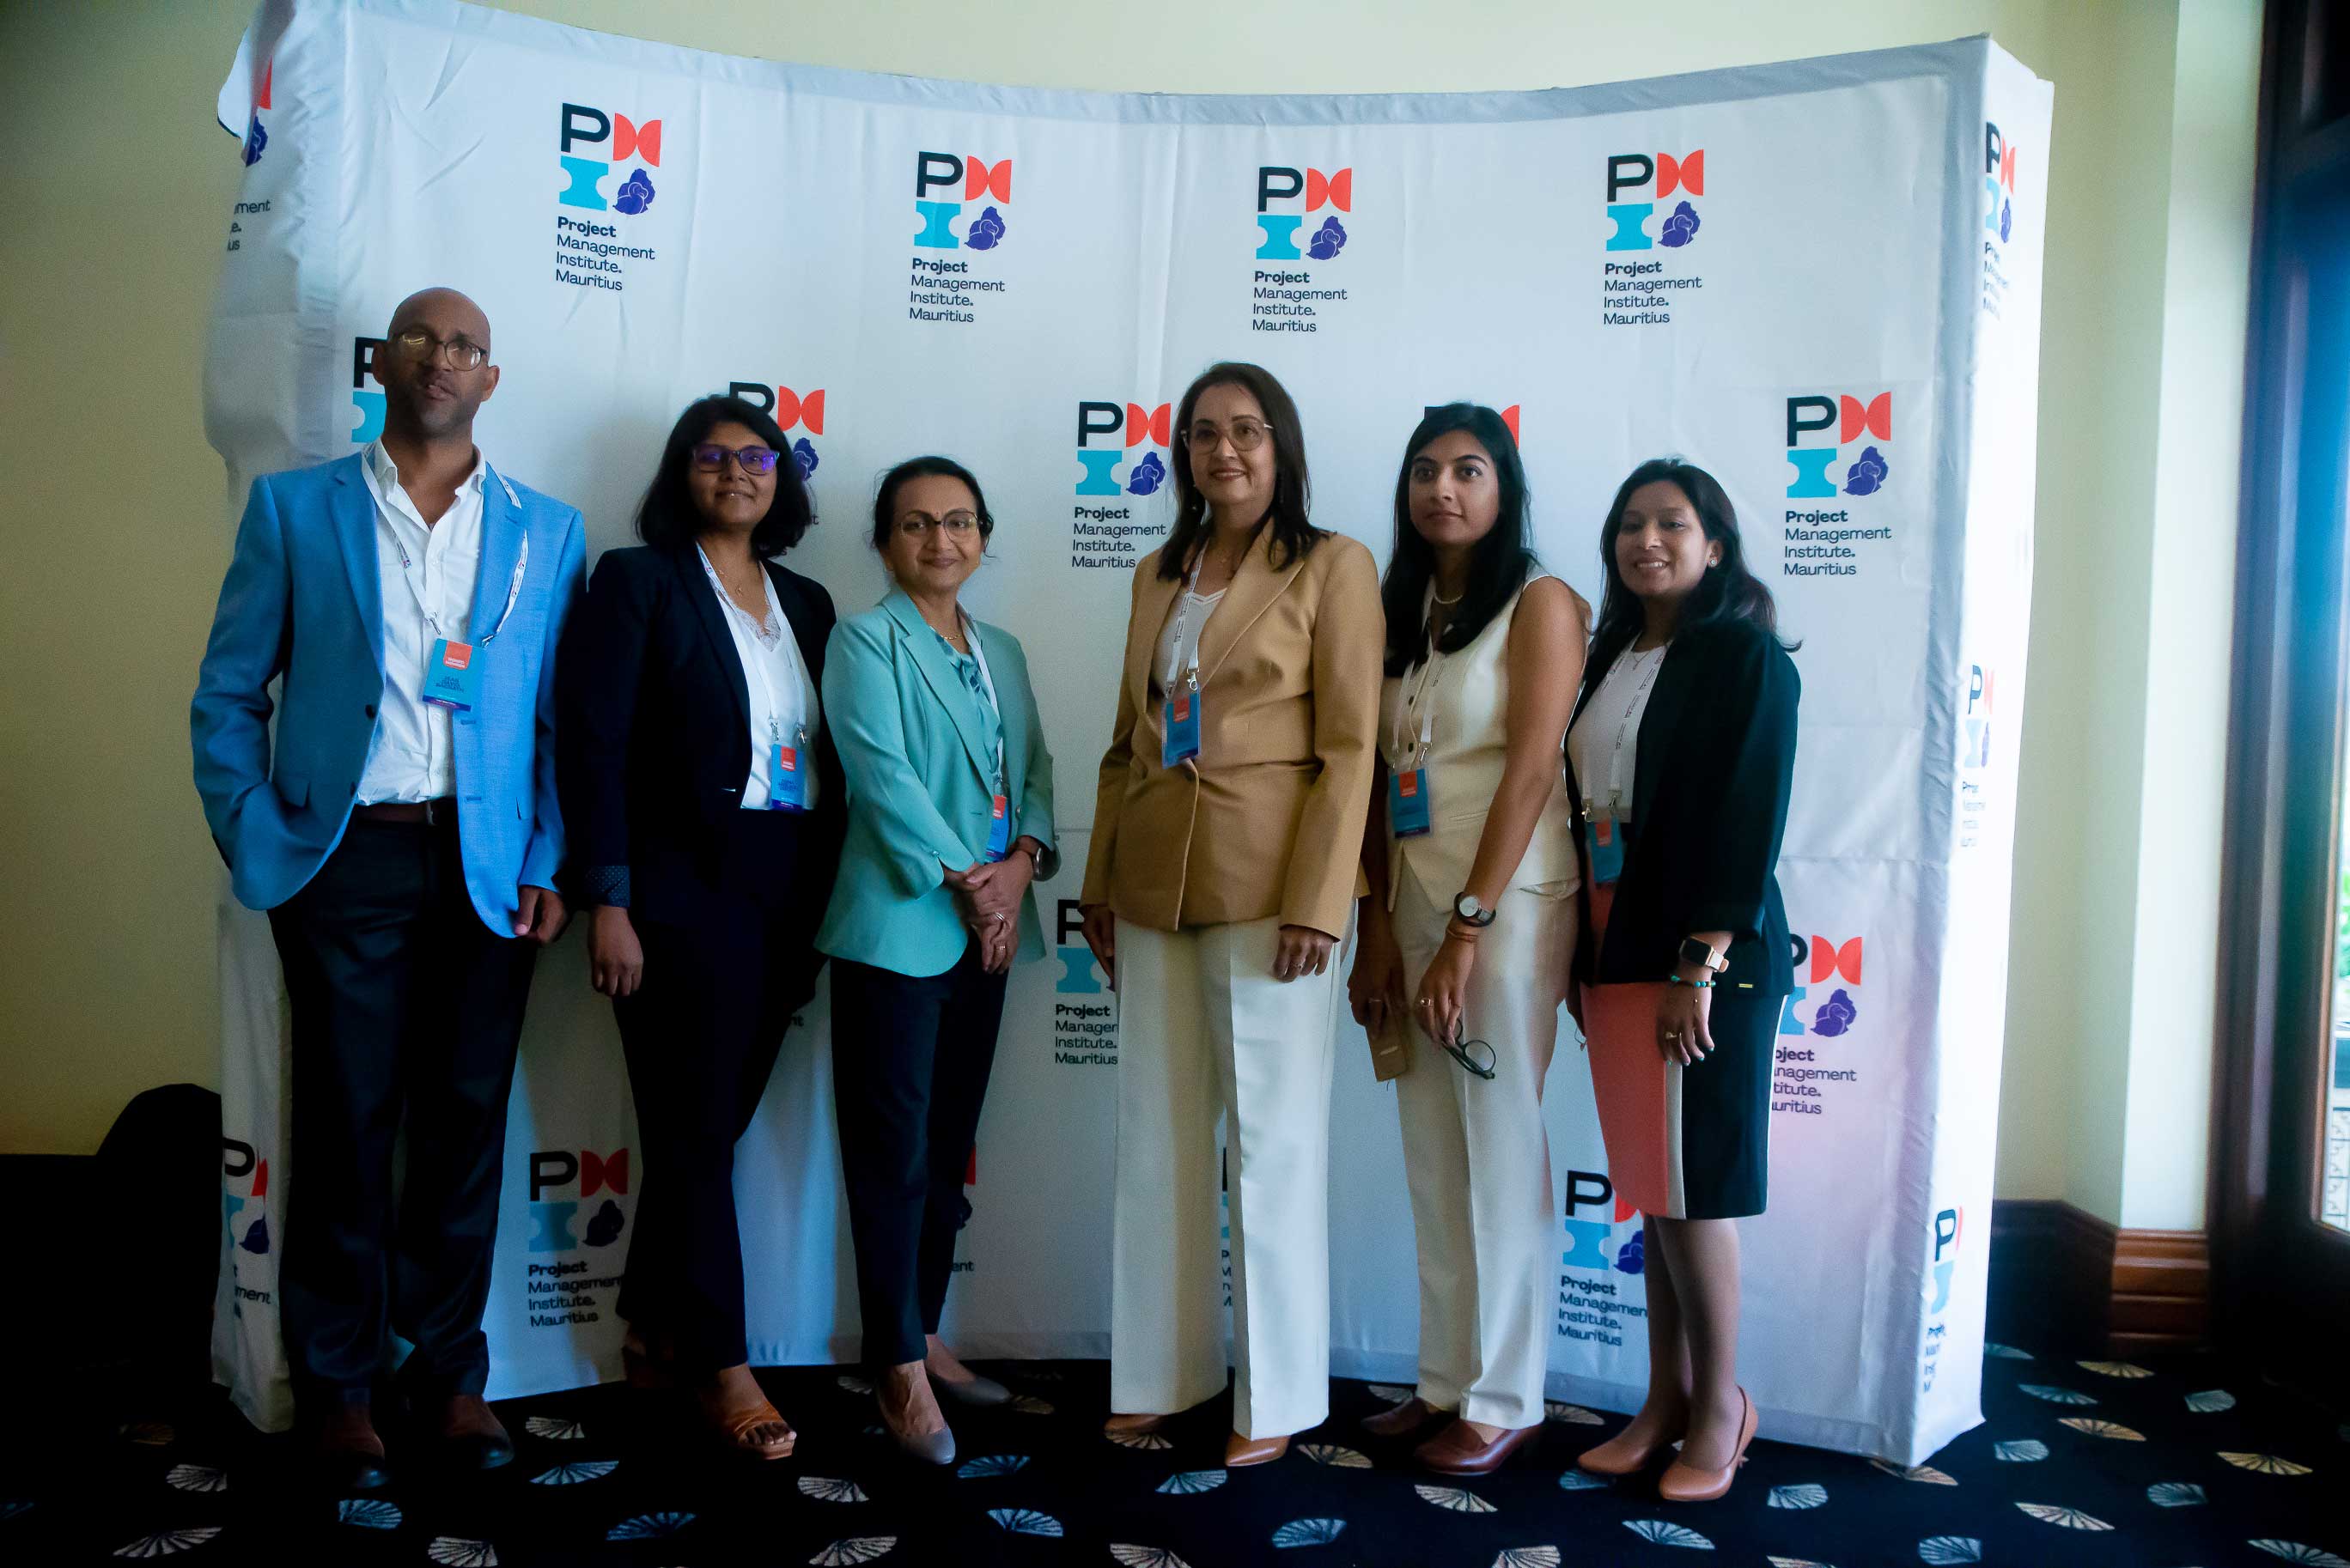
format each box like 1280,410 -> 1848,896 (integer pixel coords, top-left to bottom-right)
1079,361 -> 1383,1467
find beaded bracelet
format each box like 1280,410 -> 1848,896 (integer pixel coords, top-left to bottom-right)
1665,975 -> 1716,989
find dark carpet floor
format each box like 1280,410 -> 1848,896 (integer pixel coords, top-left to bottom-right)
4,1343 -> 2346,1566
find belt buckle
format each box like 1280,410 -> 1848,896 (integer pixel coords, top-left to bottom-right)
424,798 -> 444,828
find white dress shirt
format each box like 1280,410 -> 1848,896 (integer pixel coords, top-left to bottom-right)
697,545 -> 824,811
356,440 -> 486,805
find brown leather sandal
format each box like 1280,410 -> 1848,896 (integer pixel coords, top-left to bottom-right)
697,1386 -> 795,1461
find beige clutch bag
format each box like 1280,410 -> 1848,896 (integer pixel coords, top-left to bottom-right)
1368,1012 -> 1412,1082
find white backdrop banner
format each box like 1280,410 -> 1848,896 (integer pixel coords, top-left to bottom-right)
204,0 -> 2049,1465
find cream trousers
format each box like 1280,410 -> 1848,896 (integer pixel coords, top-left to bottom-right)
1391,863 -> 1575,1429
1109,914 -> 1342,1438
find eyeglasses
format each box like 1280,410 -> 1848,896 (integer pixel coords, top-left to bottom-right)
1443,1030 -> 1497,1080
897,512 -> 980,537
392,328 -> 489,371
691,443 -> 782,475
1186,419 -> 1269,453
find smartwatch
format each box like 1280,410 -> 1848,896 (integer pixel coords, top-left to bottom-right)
1678,936 -> 1728,973
1453,892 -> 1497,928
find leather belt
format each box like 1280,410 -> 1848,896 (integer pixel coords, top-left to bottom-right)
352,798 -> 457,825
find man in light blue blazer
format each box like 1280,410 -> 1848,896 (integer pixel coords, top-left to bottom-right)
191,288 -> 585,1490
814,459 -> 1056,1465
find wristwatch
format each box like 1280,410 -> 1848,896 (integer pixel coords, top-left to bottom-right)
1453,892 -> 1497,928
1678,936 -> 1729,973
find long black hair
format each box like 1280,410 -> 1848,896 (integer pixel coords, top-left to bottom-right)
635,395 -> 813,557
1156,362 -> 1322,580
1585,457 -> 1792,696
869,455 -> 996,551
1380,403 -> 1536,676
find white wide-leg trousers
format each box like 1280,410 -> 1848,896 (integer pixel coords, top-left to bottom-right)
1109,914 -> 1342,1439
1391,864 -> 1575,1429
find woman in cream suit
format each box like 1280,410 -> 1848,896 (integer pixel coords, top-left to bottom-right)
1079,362 -> 1383,1467
1349,404 -> 1586,1476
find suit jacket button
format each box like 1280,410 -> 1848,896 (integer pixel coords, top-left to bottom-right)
364,703 -> 375,718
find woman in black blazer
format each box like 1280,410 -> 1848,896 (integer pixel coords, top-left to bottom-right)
557,395 -> 845,1460
1563,459 -> 1797,1504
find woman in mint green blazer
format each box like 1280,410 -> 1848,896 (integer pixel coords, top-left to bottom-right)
817,456 -> 1057,1467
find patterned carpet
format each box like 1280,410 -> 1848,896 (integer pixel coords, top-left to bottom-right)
7,1345 -> 2346,1566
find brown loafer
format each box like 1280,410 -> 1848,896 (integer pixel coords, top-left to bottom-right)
309,1401 -> 392,1492
1656,1388 -> 1756,1503
1361,1395 -> 1446,1439
432,1395 -> 514,1472
1414,1418 -> 1541,1476
1104,1412 -> 1171,1436
1224,1431 -> 1290,1467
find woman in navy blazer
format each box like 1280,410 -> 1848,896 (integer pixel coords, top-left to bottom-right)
817,457 -> 1056,1466
557,396 -> 844,1461
1564,458 -> 1798,1504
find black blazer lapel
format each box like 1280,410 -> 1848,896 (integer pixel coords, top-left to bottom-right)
673,547 -> 751,731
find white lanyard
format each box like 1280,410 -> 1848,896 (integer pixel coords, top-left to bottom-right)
1600,644 -> 1667,810
1391,586 -> 1449,772
701,548 -> 803,750
956,609 -> 1008,796
1162,552 -> 1224,692
379,459 -> 527,645
388,526 -> 527,646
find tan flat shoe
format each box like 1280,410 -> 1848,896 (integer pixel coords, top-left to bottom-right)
1104,1411 -> 1171,1436
1656,1388 -> 1756,1503
1225,1431 -> 1289,1467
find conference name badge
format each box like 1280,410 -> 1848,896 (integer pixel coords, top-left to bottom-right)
985,793 -> 1012,862
770,742 -> 810,811
1162,689 -> 1202,769
422,638 -> 480,712
1585,812 -> 1629,885
1390,767 -> 1433,838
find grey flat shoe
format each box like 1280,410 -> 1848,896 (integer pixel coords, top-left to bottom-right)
930,1370 -> 1012,1407
888,1420 -> 956,1466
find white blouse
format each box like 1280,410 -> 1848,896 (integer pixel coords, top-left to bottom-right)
697,545 -> 823,811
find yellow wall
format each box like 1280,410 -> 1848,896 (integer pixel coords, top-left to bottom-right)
0,1 -> 2261,1233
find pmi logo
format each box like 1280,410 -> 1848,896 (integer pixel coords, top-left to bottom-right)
726,382 -> 825,481
1054,899 -> 1105,994
1075,401 -> 1170,497
527,1146 -> 630,1254
1929,1206 -> 1964,1314
241,61 -> 272,167
915,153 -> 1012,252
1984,123 -> 2019,245
1786,392 -> 1892,499
1781,933 -> 1863,1039
1561,1170 -> 1644,1275
1256,166 -> 1349,261
350,336 -> 387,444
222,1138 -> 271,1258
1963,665 -> 1996,769
558,103 -> 661,216
1605,149 -> 1703,251
1423,403 -> 1522,445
